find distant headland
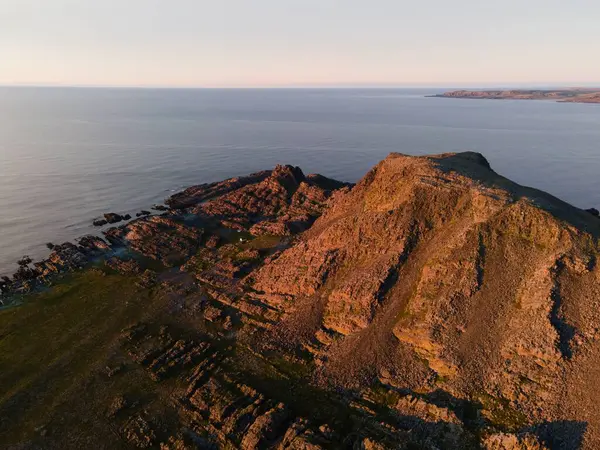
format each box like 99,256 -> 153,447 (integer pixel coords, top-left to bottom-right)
429,88 -> 600,103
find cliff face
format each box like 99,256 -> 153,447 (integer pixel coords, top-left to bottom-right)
252,152 -> 600,445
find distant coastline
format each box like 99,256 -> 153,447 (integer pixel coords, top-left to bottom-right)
429,88 -> 600,103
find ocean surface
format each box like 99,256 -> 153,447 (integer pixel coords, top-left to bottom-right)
1,87 -> 600,276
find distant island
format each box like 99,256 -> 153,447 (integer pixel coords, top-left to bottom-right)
430,88 -> 600,103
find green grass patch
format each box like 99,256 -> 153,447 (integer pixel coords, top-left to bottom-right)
477,393 -> 528,432
0,269 -> 155,444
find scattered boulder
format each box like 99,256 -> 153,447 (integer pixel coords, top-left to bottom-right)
104,212 -> 125,224
106,257 -> 142,276
122,415 -> 156,448
136,210 -> 152,217
105,363 -> 124,378
205,235 -> 221,249
586,207 -> 599,217
137,270 -> 157,288
106,394 -> 129,417
17,256 -> 32,266
93,219 -> 108,227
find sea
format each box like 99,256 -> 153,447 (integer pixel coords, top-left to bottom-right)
1,87 -> 600,276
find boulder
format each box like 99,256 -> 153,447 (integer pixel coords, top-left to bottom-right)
104,212 -> 124,224
585,207 -> 599,217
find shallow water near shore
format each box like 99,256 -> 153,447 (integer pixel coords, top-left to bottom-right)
1,87 -> 600,276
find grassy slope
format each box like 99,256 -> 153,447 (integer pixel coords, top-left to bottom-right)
0,270 -> 160,448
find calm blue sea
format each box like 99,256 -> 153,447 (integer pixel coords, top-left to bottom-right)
1,87 -> 599,275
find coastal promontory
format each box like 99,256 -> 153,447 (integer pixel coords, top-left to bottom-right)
1,153 -> 600,449
431,88 -> 600,103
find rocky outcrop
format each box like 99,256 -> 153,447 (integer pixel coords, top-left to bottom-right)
0,164 -> 345,303
251,152 -> 600,445
586,208 -> 599,217
94,212 -> 132,226
170,165 -> 349,236
0,235 -> 112,296
166,170 -> 273,209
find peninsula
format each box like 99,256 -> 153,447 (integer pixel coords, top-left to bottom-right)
1,153 -> 600,449
430,88 -> 600,103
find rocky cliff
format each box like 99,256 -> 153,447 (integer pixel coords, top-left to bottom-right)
1,153 -> 599,449
250,152 -> 600,447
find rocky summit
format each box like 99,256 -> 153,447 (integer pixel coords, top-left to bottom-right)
1,154 -> 599,449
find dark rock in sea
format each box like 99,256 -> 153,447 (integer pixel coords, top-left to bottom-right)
17,256 -> 33,266
136,210 -> 151,217
46,243 -> 55,250
17,257 -> 32,267
93,219 -> 108,227
13,264 -> 38,281
123,214 -> 132,220
152,204 -> 169,212
104,213 -> 125,224
586,207 -> 600,217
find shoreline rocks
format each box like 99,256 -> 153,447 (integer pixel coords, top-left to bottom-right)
0,164 -> 349,303
94,212 -> 133,227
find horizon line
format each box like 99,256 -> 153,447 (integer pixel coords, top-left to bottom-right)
2,82 -> 600,90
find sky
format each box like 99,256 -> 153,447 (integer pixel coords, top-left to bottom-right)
1,0 -> 600,87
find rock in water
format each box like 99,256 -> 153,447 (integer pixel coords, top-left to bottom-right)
104,212 -> 124,224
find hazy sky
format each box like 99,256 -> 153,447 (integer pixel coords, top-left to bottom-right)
2,0 -> 600,87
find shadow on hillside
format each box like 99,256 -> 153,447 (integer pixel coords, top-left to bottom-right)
368,385 -> 587,449
525,421 -> 588,450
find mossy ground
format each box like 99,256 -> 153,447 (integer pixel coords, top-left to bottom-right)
0,269 -> 163,447
0,261 -> 386,447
